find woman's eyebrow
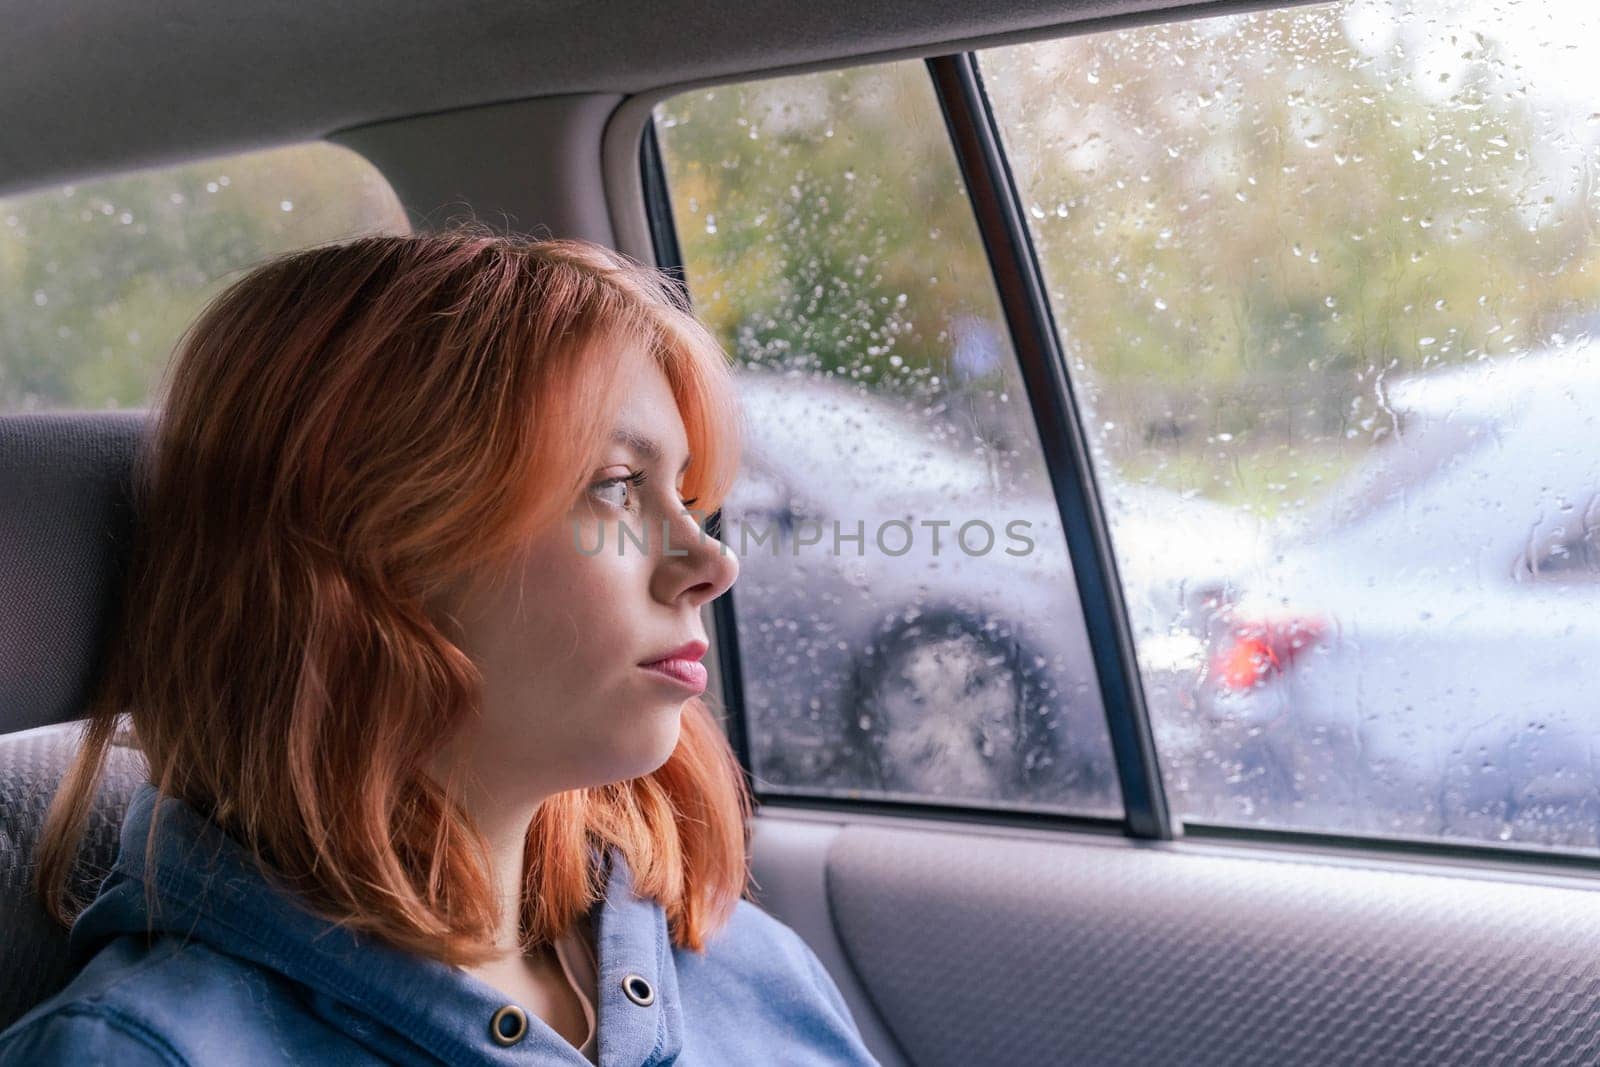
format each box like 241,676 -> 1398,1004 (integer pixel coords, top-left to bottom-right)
611,428 -> 691,475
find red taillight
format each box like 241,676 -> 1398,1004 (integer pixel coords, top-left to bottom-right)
1209,615 -> 1325,691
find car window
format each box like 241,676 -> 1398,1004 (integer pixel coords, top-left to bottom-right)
1,142 -> 408,412
980,0 -> 1600,851
653,63 -> 1123,816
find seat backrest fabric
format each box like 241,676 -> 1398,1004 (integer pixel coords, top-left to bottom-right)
0,411 -> 150,1029
0,720 -> 148,1029
0,410 -> 143,734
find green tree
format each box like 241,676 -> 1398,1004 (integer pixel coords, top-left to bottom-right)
0,142 -> 406,410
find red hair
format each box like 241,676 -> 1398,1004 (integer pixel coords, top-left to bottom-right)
38,228 -> 752,965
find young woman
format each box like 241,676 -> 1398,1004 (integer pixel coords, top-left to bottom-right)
0,231 -> 880,1065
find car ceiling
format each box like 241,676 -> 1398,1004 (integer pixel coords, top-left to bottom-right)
2,0 -> 1213,199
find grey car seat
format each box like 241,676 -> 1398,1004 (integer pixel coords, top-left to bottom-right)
0,410 -> 151,1029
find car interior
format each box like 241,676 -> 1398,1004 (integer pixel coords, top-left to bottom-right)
8,0 -> 1600,1063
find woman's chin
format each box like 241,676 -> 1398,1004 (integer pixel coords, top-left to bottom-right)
616,702 -> 687,777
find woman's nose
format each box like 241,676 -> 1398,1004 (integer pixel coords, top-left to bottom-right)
657,509 -> 738,608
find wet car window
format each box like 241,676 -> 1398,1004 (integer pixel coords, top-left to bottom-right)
653,63 -> 1125,815
1,142 -> 408,411
981,0 -> 1600,851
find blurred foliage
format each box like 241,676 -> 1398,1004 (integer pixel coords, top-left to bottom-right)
656,61 -> 1059,500
655,64 -> 992,397
654,0 -> 1600,514
0,142 -> 408,411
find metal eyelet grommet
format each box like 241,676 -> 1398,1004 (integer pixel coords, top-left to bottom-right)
621,972 -> 656,1007
490,1004 -> 528,1046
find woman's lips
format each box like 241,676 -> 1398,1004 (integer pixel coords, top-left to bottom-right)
639,657 -> 708,694
638,639 -> 709,694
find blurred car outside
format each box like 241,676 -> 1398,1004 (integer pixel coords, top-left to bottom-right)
1188,340 -> 1600,846
725,367 -> 1266,809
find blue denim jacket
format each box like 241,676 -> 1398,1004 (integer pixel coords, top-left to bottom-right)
0,783 -> 880,1065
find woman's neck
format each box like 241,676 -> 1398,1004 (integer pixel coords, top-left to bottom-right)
431,757 -> 547,951
475,801 -> 542,952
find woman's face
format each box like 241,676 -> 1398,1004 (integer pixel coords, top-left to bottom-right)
427,355 -> 739,805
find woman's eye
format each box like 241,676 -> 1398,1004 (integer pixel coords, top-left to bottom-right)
588,471 -> 701,515
591,471 -> 645,510
592,479 -> 628,509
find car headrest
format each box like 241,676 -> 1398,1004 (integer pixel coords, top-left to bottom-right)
0,411 -> 147,735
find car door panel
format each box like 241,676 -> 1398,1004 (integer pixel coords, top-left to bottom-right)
756,812 -> 1600,1066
